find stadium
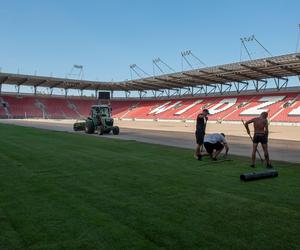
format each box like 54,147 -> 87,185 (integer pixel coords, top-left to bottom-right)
0,1 -> 300,249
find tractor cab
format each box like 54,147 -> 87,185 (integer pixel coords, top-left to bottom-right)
91,105 -> 111,117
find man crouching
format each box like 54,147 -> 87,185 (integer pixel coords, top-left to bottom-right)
203,133 -> 229,160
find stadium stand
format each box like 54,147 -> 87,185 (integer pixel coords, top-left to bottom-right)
68,99 -> 96,117
111,100 -> 137,119
271,94 -> 300,123
1,95 -> 43,118
0,107 -> 5,117
0,91 -> 299,123
38,97 -> 79,119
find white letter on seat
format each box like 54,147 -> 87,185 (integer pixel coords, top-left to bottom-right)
175,100 -> 203,115
288,104 -> 300,116
148,101 -> 182,115
240,96 -> 285,116
209,98 -> 237,115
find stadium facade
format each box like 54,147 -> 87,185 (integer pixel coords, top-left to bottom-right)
0,53 -> 300,124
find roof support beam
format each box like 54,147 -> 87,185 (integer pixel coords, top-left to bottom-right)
80,84 -> 92,90
265,60 -> 300,75
204,84 -> 217,96
216,83 -> 232,94
138,90 -> 147,99
217,67 -> 249,84
131,80 -> 162,90
192,86 -> 205,96
107,83 -> 128,91
0,76 -> 9,84
154,77 -> 184,87
34,79 -> 48,87
50,81 -> 65,89
17,78 -> 29,86
182,72 -> 224,85
198,70 -> 232,86
253,80 -> 267,92
240,64 -> 288,81
168,75 -> 215,87
154,77 -> 185,88
233,81 -> 248,93
220,68 -> 267,83
151,89 -> 164,98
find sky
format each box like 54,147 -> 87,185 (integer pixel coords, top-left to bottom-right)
0,0 -> 299,94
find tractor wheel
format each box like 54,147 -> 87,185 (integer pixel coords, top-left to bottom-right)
85,121 -> 95,134
98,126 -> 104,135
112,126 -> 120,135
73,124 -> 79,131
73,122 -> 85,131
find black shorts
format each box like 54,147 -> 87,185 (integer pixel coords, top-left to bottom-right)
195,131 -> 205,145
253,133 -> 268,144
204,142 -> 224,155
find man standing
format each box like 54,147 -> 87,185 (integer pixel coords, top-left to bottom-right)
203,133 -> 229,160
194,109 -> 209,160
244,112 -> 273,168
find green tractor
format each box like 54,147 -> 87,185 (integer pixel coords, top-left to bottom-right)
73,105 -> 120,135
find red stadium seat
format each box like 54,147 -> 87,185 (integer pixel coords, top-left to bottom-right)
1,91 -> 299,123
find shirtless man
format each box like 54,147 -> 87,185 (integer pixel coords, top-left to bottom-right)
244,112 -> 273,168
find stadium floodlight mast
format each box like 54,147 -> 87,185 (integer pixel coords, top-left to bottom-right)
240,35 -> 272,61
181,50 -> 206,71
240,35 -> 279,91
297,24 -> 300,83
129,63 -> 151,79
67,64 -> 84,80
152,57 -> 175,75
296,24 -> 300,52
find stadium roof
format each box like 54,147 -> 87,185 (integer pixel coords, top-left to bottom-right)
0,53 -> 300,92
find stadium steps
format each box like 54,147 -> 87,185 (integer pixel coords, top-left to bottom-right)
119,102 -> 140,119
220,96 -> 254,121
269,95 -> 295,121
271,94 -> 300,122
67,99 -> 83,119
35,99 -> 48,118
224,96 -> 256,121
2,96 -> 42,118
111,101 -> 136,118
0,97 -> 11,118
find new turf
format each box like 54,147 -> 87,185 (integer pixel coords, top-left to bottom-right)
0,123 -> 299,249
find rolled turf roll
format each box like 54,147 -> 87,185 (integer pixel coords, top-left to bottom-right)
240,169 -> 278,181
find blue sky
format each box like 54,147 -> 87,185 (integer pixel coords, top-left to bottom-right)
0,0 -> 299,83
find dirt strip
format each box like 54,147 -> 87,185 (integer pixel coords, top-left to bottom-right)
0,119 -> 299,164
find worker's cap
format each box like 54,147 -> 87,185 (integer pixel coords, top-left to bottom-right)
203,109 -> 210,114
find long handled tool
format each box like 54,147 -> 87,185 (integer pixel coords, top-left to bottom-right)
241,119 -> 264,162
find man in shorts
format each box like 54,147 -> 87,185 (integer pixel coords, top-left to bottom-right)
194,109 -> 209,160
244,111 -> 273,168
203,133 -> 229,160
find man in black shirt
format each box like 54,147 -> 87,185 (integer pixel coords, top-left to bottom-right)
194,109 -> 210,160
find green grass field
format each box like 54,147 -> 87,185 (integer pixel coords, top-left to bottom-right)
0,123 -> 299,250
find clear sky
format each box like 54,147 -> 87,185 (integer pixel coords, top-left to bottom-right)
0,0 -> 299,83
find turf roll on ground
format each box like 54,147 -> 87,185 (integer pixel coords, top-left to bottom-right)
240,169 -> 278,181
